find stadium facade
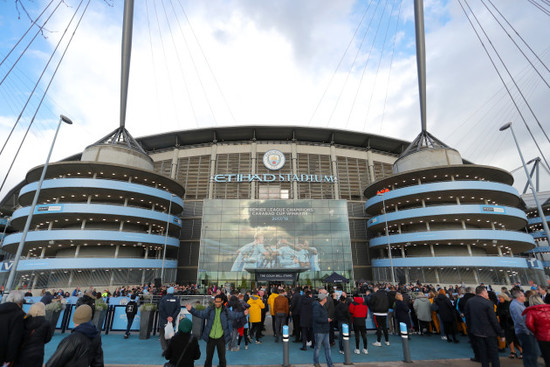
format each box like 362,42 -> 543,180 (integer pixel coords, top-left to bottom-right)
0,126 -> 547,289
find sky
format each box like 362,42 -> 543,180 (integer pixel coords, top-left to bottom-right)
0,0 -> 549,201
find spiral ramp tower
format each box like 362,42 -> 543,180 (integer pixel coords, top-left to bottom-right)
1,133 -> 184,289
364,146 -> 545,286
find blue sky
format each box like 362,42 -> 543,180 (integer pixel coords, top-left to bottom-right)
0,0 -> 549,200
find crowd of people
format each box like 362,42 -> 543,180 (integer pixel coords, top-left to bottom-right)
1,280 -> 549,367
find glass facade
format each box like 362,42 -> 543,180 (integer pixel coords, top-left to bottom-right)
198,199 -> 353,287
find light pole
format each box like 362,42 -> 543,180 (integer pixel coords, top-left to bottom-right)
378,189 -> 396,284
500,122 -> 550,247
2,115 -> 73,302
160,193 -> 176,284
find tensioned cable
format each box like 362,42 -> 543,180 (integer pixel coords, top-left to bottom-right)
0,0 -> 91,193
0,0 -> 54,69
0,0 -> 64,87
467,1 -> 550,147
483,0 -> 550,88
359,0 -> 398,131
378,0 -> 404,133
325,0 -> 383,127
174,0 -> 236,124
345,0 -> 391,129
459,0 -> 550,171
145,1 -> 163,129
527,0 -> 550,16
0,0 -> 82,158
307,2 -> 372,126
159,0 -> 199,126
151,1 -> 183,128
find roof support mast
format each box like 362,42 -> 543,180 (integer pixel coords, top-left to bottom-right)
120,0 -> 134,129
414,0 -> 427,133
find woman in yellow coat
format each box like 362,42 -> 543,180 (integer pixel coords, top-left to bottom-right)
247,291 -> 265,343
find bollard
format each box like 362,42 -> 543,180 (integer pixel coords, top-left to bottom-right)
400,322 -> 412,363
342,323 -> 353,365
282,325 -> 290,367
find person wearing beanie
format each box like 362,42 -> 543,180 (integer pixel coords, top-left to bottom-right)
15,302 -> 52,367
158,285 -> 181,353
45,305 -> 103,367
164,318 -> 201,367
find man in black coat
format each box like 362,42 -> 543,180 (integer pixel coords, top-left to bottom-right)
0,291 -> 25,366
464,286 -> 504,366
124,294 -> 138,339
300,290 -> 314,350
158,287 -> 181,353
368,286 -> 390,346
290,287 -> 302,343
46,305 -> 103,367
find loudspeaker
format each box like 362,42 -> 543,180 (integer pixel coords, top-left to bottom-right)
154,278 -> 162,288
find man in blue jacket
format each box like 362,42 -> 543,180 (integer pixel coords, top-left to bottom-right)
186,295 -> 248,367
159,287 -> 181,353
312,292 -> 333,367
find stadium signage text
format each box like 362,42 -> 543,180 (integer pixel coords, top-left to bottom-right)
211,173 -> 337,183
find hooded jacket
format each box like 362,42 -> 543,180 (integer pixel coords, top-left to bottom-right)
369,289 -> 390,315
300,295 -> 314,328
433,294 -> 457,323
413,295 -> 432,322
0,302 -> 25,365
523,304 -> 550,342
15,315 -> 52,367
349,297 -> 368,327
45,322 -> 103,367
247,295 -> 265,323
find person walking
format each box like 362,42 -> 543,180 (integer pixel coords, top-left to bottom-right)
0,291 -> 26,367
158,287 -> 181,353
300,290 -> 314,350
312,292 -> 333,367
247,290 -> 265,344
464,286 -> 505,367
186,295 -> 247,367
290,287 -> 302,343
164,318 -> 201,367
433,289 -> 459,343
349,294 -> 368,355
46,305 -> 104,367
510,289 -> 539,367
124,294 -> 138,339
15,302 -> 52,367
523,295 -> 550,366
369,286 -> 390,346
496,293 -> 522,359
273,289 -> 289,343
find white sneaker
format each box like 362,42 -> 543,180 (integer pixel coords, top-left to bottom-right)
354,349 -> 360,354
245,345 -> 248,350
385,341 -> 390,346
306,341 -> 312,347
372,341 -> 382,347
363,348 -> 368,354
339,350 -> 344,354
441,336 -> 447,341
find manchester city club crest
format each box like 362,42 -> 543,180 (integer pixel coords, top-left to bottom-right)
263,149 -> 286,170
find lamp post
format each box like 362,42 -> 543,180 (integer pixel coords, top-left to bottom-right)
2,115 -> 73,302
499,122 -> 550,247
160,193 -> 176,284
378,189 -> 396,284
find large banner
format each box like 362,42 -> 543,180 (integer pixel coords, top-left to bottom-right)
198,199 -> 353,280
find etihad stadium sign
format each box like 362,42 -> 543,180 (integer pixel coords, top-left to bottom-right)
211,173 -> 337,183
211,149 -> 337,183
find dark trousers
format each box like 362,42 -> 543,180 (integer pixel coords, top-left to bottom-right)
237,329 -> 249,346
302,326 -> 314,347
443,321 -> 458,341
274,313 -> 287,342
205,336 -> 226,367
354,324 -> 367,349
538,340 -> 550,367
292,314 -> 301,341
373,315 -> 389,342
250,322 -> 262,341
419,320 -> 431,335
473,335 -> 500,367
125,315 -> 135,335
517,333 -> 538,367
468,331 -> 480,360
